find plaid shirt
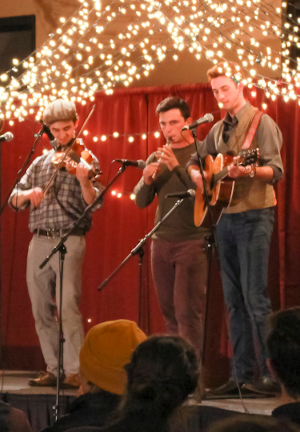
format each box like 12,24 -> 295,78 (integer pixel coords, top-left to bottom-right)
9,147 -> 103,233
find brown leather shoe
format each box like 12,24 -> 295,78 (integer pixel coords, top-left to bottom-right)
28,371 -> 57,387
62,373 -> 80,389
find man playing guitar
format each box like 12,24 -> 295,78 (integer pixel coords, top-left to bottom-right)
188,61 -> 283,397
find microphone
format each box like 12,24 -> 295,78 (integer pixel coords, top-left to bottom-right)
0,132 -> 14,143
166,189 -> 196,199
182,113 -> 214,130
114,159 -> 146,169
42,123 -> 58,150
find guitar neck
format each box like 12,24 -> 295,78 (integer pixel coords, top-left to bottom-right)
212,158 -> 255,187
209,149 -> 258,189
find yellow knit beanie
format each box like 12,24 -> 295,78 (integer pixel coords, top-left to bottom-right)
80,320 -> 147,395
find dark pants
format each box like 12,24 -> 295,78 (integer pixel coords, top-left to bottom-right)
151,238 -> 207,358
216,208 -> 274,382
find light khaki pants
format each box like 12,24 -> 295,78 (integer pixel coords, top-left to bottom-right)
26,234 -> 86,376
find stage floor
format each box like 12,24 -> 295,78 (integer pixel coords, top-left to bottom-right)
200,396 -> 280,416
0,370 -> 281,416
0,370 -> 77,396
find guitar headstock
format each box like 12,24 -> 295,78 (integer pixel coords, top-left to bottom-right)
238,148 -> 260,167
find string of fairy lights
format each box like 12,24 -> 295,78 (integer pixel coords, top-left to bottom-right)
83,130 -> 161,142
0,0 -> 300,123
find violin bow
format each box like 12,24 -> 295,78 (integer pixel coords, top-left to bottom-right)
43,104 -> 96,195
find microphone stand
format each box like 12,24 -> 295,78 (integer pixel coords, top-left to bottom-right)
39,164 -> 126,270
98,197 -> 188,327
0,127 -> 45,216
191,128 -> 218,254
38,163 -> 127,420
191,128 -> 219,381
54,242 -> 66,422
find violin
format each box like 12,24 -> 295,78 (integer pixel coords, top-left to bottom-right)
51,138 -> 102,180
42,104 -> 100,195
42,137 -> 101,196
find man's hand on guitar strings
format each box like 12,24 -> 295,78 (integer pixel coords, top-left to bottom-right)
227,162 -> 252,178
228,155 -> 252,178
189,167 -> 206,194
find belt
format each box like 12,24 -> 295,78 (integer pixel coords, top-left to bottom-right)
34,228 -> 86,238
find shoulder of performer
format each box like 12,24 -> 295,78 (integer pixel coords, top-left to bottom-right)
259,112 -> 281,129
257,113 -> 283,143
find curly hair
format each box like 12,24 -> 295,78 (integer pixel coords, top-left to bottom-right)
122,335 -> 199,418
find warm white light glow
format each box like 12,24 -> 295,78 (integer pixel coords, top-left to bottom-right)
0,0 -> 296,121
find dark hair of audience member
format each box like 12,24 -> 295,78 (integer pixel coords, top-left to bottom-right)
207,415 -> 300,432
156,97 -> 191,120
103,335 -> 199,431
267,307 -> 300,399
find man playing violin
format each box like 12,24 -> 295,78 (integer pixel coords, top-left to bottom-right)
134,96 -> 210,365
9,99 -> 103,388
187,61 -> 283,397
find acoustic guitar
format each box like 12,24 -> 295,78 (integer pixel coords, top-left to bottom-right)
194,149 -> 259,228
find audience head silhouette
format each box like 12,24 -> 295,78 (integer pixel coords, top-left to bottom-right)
267,307 -> 300,399
123,335 -> 199,418
68,335 -> 199,432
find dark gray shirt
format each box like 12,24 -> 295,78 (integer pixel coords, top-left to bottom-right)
134,143 -> 210,241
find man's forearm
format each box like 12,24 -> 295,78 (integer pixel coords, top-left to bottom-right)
134,178 -> 155,208
81,181 -> 96,205
11,191 -> 30,208
253,166 -> 274,182
188,165 -> 202,185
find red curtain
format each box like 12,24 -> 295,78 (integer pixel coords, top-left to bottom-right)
1,83 -> 299,385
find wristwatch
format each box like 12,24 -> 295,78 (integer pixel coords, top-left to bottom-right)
249,165 -> 256,178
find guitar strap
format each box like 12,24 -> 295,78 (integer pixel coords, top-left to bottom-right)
241,110 -> 263,149
215,104 -> 258,155
241,109 -> 277,205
